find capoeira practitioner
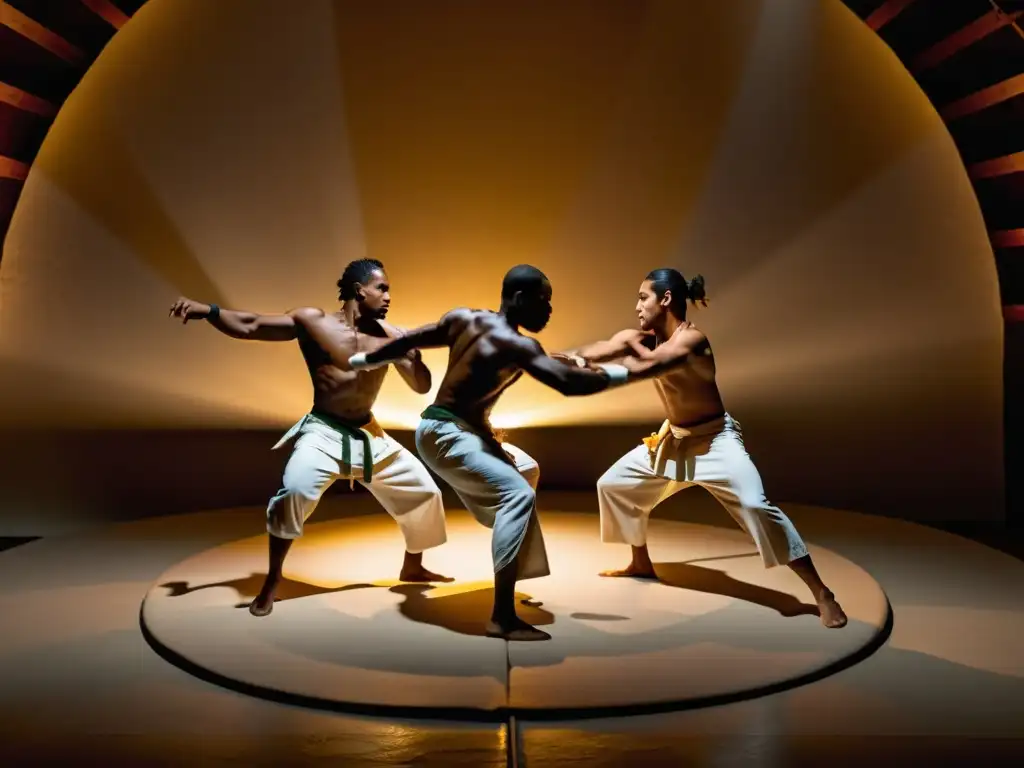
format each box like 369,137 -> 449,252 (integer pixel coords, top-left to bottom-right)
559,268 -> 848,629
168,259 -> 451,616
349,265 -> 629,640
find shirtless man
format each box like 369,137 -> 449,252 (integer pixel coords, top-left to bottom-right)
168,258 -> 452,617
559,267 -> 847,628
347,265 -> 630,640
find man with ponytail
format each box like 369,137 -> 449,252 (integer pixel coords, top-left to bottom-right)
557,268 -> 847,629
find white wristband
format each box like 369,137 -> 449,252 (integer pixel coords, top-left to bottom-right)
348,352 -> 385,371
597,363 -> 629,386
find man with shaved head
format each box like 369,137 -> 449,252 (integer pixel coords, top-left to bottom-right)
349,265 -> 632,640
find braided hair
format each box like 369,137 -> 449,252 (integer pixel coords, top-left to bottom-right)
337,259 -> 384,301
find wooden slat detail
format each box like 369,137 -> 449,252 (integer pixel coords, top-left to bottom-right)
969,151 -> 1024,178
911,8 -> 1022,73
991,228 -> 1024,247
940,72 -> 1024,120
0,80 -> 58,117
0,154 -> 29,180
80,0 -> 129,30
0,0 -> 87,65
865,0 -> 918,32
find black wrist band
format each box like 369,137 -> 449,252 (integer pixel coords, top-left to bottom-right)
207,304 -> 220,321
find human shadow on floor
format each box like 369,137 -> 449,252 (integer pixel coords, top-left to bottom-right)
389,582 -> 556,637
652,560 -> 819,618
679,551 -> 764,566
160,573 -> 377,608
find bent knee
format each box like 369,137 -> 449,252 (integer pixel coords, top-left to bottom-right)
737,495 -> 790,528
280,464 -> 332,502
518,460 -> 540,486
395,470 -> 444,503
266,496 -> 310,539
597,470 -> 630,495
276,481 -> 321,506
737,492 -> 781,515
508,486 -> 537,511
269,472 -> 325,520
407,486 -> 445,508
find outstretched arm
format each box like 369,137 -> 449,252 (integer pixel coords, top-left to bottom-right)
378,321 -> 433,395
350,309 -> 465,370
510,336 -> 628,396
617,330 -> 704,381
168,296 -> 307,341
557,329 -> 653,365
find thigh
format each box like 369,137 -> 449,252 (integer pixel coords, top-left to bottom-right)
501,441 -> 540,489
418,421 -> 533,506
361,445 -> 440,499
691,431 -> 769,509
281,436 -> 341,499
601,443 -> 684,505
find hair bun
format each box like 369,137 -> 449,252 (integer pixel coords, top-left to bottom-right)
687,274 -> 708,307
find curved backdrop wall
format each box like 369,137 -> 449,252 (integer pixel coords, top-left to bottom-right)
0,0 -> 1004,524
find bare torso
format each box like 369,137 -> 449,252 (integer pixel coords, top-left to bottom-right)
432,309 -> 525,433
644,326 -> 726,427
298,312 -> 399,422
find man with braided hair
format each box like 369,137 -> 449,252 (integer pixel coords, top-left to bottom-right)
557,268 -> 848,629
168,258 -> 452,617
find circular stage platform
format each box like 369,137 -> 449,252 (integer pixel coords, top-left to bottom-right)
140,510 -> 891,719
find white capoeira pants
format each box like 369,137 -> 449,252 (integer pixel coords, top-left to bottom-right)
415,417 -> 550,580
266,412 -> 447,553
598,413 -> 808,568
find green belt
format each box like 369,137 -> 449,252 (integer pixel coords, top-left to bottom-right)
421,405 -> 513,466
421,404 -> 462,423
309,410 -> 374,482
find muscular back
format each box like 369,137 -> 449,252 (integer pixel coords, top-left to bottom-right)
432,309 -> 527,430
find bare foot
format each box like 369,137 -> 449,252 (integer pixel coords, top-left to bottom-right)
817,590 -> 848,629
399,566 -> 455,583
485,617 -> 551,642
599,563 -> 658,579
249,593 -> 275,617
